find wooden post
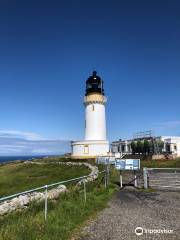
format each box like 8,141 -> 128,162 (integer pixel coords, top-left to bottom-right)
120,171 -> 122,188
134,171 -> 137,187
104,172 -> 107,188
143,168 -> 148,189
44,185 -> 48,221
106,164 -> 110,186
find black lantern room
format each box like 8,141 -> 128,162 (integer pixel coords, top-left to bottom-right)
85,71 -> 104,96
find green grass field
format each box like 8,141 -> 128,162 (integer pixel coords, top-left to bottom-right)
0,163 -> 118,240
0,157 -> 179,240
0,162 -> 89,197
141,157 -> 180,168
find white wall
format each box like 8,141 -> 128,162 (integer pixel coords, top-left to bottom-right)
72,141 -> 109,157
85,103 -> 106,141
161,136 -> 180,156
177,142 -> 180,156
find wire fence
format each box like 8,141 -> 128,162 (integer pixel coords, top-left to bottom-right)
0,170 -> 107,220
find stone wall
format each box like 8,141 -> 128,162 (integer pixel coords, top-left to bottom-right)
0,161 -> 99,215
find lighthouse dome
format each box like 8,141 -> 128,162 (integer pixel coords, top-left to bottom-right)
85,71 -> 104,96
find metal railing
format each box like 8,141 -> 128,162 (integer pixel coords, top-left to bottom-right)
143,168 -> 180,190
144,168 -> 180,171
0,170 -> 107,220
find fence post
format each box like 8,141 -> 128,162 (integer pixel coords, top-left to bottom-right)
106,165 -> 109,186
143,168 -> 148,189
134,171 -> 137,188
120,171 -> 123,188
104,171 -> 107,188
175,169 -> 177,187
83,180 -> 87,202
44,185 -> 48,221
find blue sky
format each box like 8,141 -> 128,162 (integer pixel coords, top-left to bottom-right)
0,0 -> 180,155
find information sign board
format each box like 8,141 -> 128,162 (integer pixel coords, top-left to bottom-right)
96,156 -> 116,165
115,159 -> 140,170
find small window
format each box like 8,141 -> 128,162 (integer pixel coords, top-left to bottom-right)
84,145 -> 89,154
92,105 -> 95,111
174,145 -> 177,150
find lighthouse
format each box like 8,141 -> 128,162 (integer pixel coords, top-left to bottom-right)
72,71 -> 109,158
84,71 -> 107,141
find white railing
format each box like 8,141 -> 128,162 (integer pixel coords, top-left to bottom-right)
0,170 -> 107,220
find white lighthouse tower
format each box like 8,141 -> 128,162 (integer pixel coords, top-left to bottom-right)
72,71 -> 109,158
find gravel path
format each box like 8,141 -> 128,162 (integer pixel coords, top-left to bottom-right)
80,188 -> 180,240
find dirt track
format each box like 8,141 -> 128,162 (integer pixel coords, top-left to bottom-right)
80,188 -> 180,240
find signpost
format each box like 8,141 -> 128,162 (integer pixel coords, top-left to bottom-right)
96,156 -> 116,187
115,159 -> 140,170
96,157 -> 141,188
96,156 -> 115,165
115,159 -> 140,188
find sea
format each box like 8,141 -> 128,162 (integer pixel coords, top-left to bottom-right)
0,155 -> 56,164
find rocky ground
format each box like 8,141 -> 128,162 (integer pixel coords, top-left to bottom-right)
80,187 -> 180,240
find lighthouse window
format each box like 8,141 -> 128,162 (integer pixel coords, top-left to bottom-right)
92,105 -> 95,111
84,145 -> 89,154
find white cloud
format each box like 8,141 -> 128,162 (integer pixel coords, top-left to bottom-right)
31,149 -> 55,154
0,130 -> 70,156
0,145 -> 25,148
0,130 -> 44,141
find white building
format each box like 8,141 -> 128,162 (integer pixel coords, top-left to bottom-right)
71,71 -> 109,158
111,136 -> 180,157
161,136 -> 180,156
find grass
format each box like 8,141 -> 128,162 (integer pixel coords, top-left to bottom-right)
34,156 -> 180,169
0,161 -> 89,197
1,157 -> 179,239
0,173 -> 118,240
138,188 -> 157,193
37,157 -> 97,165
0,158 -> 118,240
141,157 -> 180,169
